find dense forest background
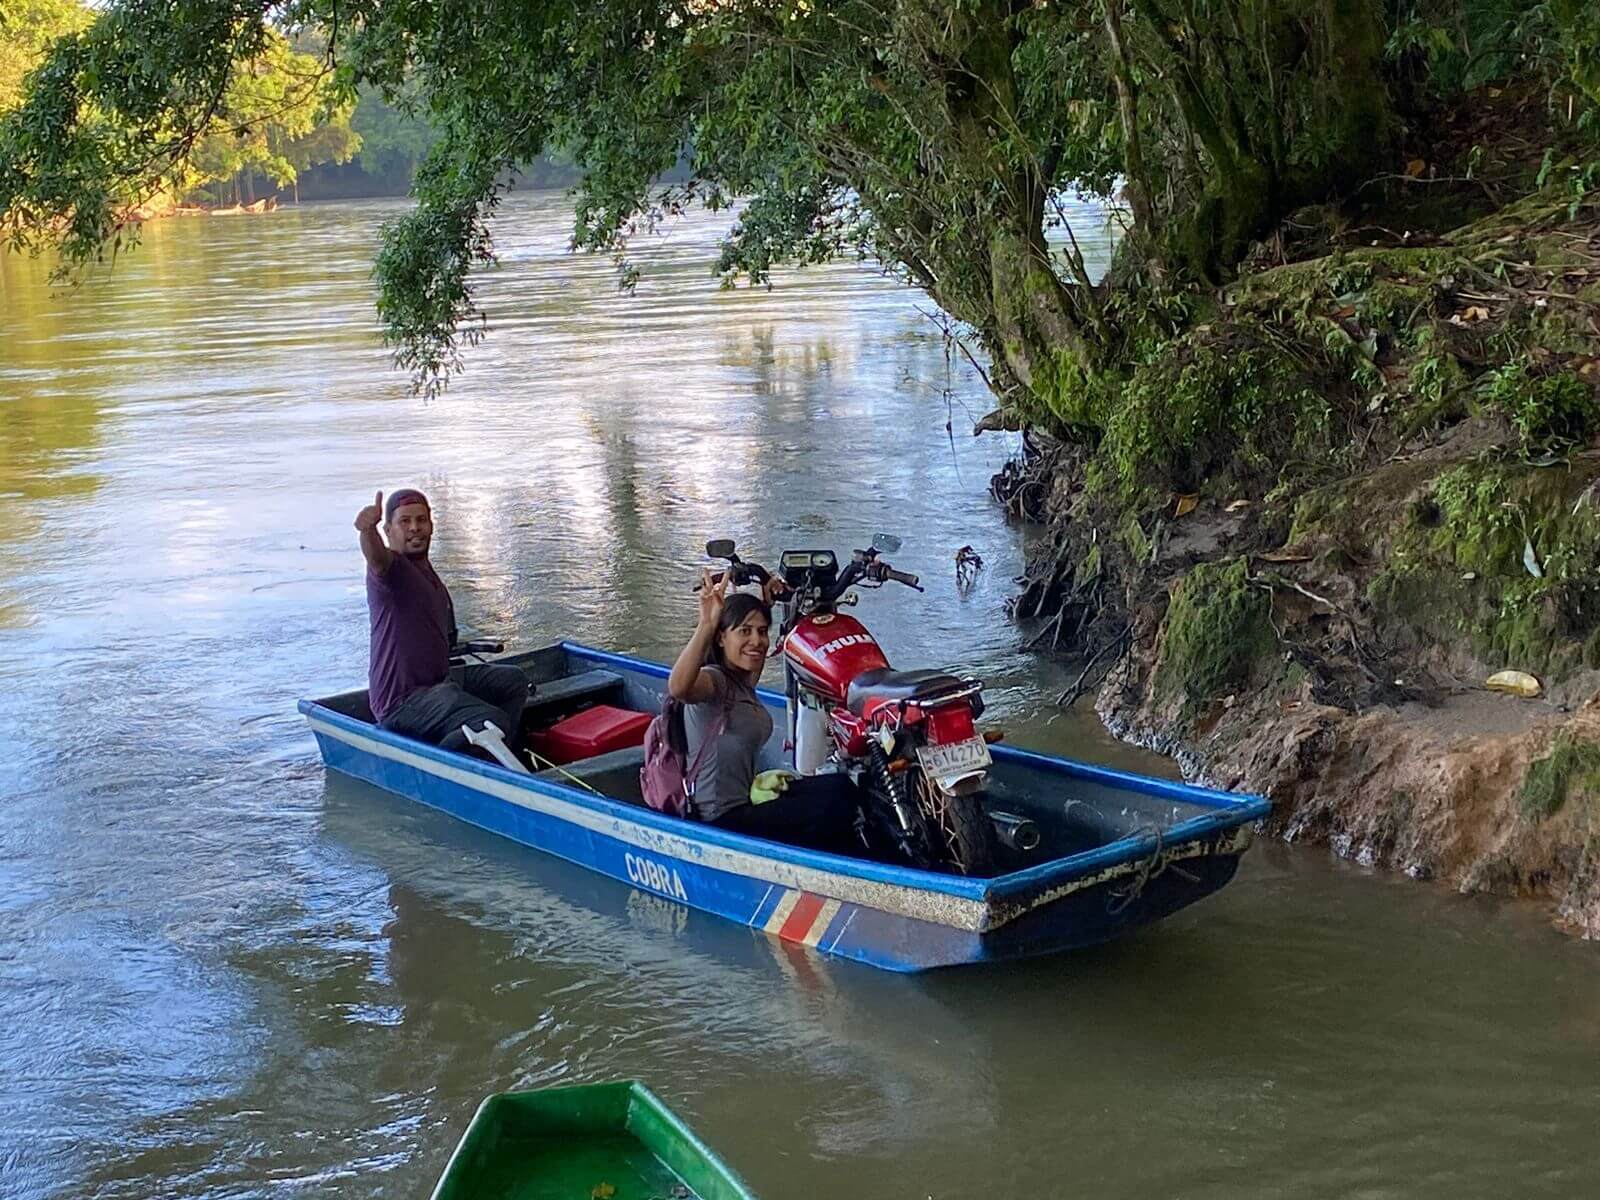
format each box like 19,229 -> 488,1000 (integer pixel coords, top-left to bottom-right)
0,0 -> 580,206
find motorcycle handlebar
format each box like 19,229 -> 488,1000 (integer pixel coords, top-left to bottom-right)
693,562 -> 773,592
884,567 -> 922,591
695,551 -> 920,599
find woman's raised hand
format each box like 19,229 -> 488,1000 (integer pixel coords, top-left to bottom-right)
698,568 -> 730,627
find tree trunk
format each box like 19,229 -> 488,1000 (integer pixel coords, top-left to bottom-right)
1175,158 -> 1276,283
944,1 -> 1095,392
1316,0 -> 1392,190
1104,0 -> 1156,240
1136,0 -> 1392,281
988,205 -> 1093,390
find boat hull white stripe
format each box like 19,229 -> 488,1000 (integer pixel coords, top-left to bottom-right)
765,890 -> 802,934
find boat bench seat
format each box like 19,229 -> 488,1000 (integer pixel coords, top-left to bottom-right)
534,745 -> 647,805
525,669 -> 627,720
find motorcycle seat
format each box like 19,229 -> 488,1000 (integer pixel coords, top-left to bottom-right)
846,668 -> 969,715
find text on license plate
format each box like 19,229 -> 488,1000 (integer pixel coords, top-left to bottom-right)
917,736 -> 992,777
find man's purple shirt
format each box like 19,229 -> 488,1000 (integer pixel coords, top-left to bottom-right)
367,553 -> 456,722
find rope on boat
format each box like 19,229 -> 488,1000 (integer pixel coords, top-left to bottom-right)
523,748 -> 605,796
1107,819 -> 1167,916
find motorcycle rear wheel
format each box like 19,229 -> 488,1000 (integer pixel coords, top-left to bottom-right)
914,769 -> 1000,877
862,745 -> 938,867
942,789 -> 1000,877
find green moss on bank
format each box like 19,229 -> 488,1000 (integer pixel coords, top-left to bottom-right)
1367,458 -> 1600,678
1012,186 -> 1600,717
1522,734 -> 1600,820
1021,318 -> 1343,522
1479,359 -> 1597,452
1157,557 -> 1277,708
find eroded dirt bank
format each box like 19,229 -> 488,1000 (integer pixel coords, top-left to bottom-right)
996,194 -> 1600,935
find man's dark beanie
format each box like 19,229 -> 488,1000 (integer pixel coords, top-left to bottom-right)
385,489 -> 430,522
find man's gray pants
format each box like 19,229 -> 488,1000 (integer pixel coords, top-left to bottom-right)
380,664 -> 531,750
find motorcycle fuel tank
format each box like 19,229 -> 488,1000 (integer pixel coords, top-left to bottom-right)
783,613 -> 889,702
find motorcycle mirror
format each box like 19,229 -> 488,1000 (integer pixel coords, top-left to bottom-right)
871,532 -> 903,553
705,538 -> 736,559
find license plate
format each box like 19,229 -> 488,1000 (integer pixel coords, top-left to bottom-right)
917,736 -> 992,777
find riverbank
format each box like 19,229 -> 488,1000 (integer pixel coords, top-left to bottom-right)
1097,611 -> 1600,939
997,117 -> 1600,934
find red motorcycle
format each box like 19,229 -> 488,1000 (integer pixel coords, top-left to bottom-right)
706,537 -> 1002,875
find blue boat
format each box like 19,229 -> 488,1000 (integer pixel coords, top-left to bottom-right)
299,641 -> 1270,972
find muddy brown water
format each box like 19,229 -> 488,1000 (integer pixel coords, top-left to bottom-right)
2,194 -> 1598,1199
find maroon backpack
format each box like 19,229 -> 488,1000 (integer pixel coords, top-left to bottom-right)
639,696 -> 727,818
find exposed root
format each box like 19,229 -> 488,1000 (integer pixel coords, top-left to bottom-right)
1058,626 -> 1131,708
988,431 -> 1060,524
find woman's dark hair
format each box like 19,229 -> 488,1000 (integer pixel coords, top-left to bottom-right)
705,593 -> 772,681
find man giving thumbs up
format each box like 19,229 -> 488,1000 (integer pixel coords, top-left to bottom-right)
356,489 -> 529,750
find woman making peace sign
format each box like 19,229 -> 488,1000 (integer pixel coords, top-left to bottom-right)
666,570 -> 861,854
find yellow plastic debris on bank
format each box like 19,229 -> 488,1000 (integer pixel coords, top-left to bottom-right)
1485,670 -> 1541,698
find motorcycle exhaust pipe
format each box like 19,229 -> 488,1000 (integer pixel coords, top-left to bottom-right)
988,810 -> 1041,853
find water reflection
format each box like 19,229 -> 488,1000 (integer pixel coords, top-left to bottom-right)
314,777 -> 1013,1177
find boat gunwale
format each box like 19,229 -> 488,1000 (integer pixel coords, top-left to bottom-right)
624,1081 -> 760,1200
427,1091 -> 496,1200
560,642 -> 1272,898
299,640 -> 1269,909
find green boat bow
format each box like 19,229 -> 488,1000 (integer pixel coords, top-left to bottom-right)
430,1081 -> 759,1200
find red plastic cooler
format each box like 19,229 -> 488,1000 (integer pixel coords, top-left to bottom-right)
528,704 -> 653,766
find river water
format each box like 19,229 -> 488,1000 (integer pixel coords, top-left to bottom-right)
2,193 -> 1598,1199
